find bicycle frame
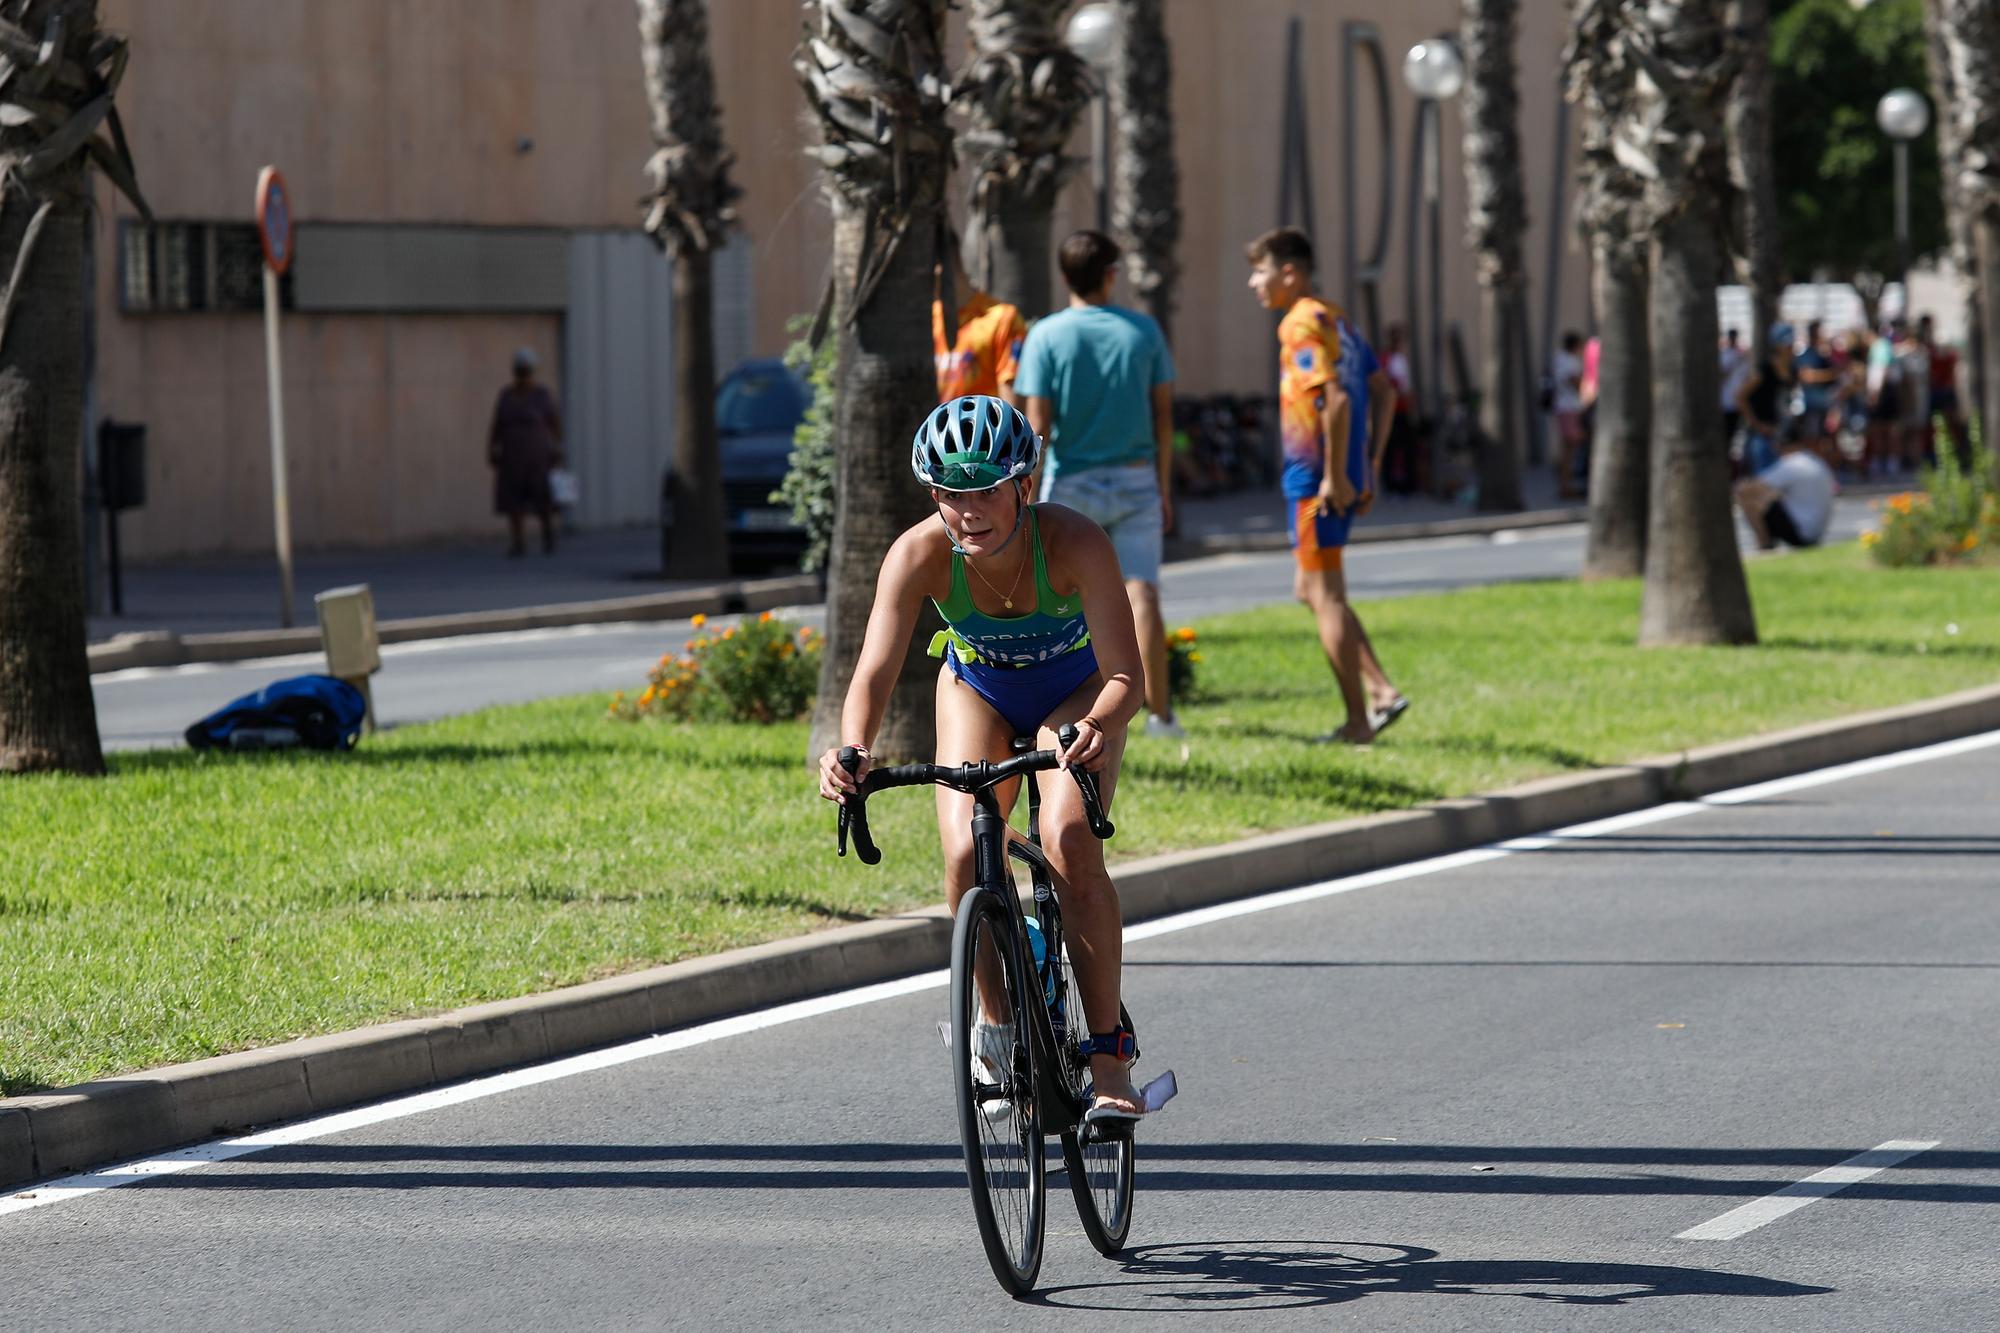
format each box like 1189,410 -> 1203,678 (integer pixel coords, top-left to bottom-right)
968,777 -> 1094,1137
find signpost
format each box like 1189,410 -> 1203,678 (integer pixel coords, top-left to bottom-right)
256,166 -> 297,627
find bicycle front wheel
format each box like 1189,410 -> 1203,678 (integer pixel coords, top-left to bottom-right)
950,889 -> 1046,1296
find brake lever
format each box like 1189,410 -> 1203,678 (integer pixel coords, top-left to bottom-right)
1056,724 -> 1116,840
836,747 -> 881,865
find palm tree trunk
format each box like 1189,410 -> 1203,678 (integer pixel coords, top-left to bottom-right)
976,195 -> 1055,318
638,0 -> 739,580
0,0 -> 140,776
1641,206 -> 1755,644
962,0 -> 1092,319
1940,0 -> 2000,452
798,0 -> 954,762
1110,0 -> 1181,345
807,205 -> 947,762
1924,0 -> 1984,426
1461,0 -> 1528,512
1583,242 -> 1650,579
666,248 -> 728,578
1635,0 -> 1756,647
1568,0 -> 1650,578
0,199 -> 101,775
1726,0 -> 1781,366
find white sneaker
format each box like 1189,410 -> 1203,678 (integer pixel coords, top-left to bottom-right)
1143,713 -> 1187,740
971,1021 -> 1016,1122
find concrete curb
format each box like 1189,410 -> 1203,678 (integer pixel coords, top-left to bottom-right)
9,681 -> 1997,1193
86,574 -> 823,675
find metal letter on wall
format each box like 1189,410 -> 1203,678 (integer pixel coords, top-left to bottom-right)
1342,23 -> 1394,344
1275,17 -> 1316,254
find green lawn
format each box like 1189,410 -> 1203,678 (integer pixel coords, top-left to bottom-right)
4,545 -> 1995,1094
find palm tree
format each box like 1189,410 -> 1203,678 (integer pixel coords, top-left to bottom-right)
1566,0 -> 1651,581
1631,0 -> 1758,646
638,0 -> 740,581
959,0 -> 1093,316
1923,0 -> 1983,426
796,0 -> 954,761
1939,0 -> 2000,448
1460,0 -> 1529,513
1726,0 -> 1781,366
1109,0 -> 1181,344
0,1 -> 149,776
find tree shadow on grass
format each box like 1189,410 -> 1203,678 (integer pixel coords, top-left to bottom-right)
109,739 -> 805,775
1419,732 -> 1600,771
1761,633 -> 2000,663
1130,753 -> 1445,814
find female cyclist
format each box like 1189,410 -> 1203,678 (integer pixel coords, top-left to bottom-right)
816,395 -> 1147,1122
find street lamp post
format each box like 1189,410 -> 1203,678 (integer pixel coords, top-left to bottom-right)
1876,87 -> 1930,314
1066,3 -> 1120,233
1402,38 -> 1465,424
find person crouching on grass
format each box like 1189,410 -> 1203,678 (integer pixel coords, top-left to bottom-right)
1244,226 -> 1409,745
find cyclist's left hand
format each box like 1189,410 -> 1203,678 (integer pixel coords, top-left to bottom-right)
1059,719 -> 1109,772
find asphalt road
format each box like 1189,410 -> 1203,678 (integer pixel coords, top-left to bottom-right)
10,728 -> 1996,1329
90,500 -> 1878,752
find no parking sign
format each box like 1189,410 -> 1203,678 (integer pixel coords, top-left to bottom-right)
255,166 -> 294,275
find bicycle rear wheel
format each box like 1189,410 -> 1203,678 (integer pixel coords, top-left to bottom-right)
950,889 -> 1045,1295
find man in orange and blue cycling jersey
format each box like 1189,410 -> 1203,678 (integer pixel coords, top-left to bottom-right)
1245,225 -> 1410,745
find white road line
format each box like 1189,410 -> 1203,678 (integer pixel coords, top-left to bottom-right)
1676,1140 -> 1940,1241
7,725 -> 1999,1221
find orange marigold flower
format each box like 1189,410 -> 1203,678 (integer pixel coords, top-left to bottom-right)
690,613 -> 708,628
722,626 -> 737,640
1175,627 -> 1197,643
760,611 -> 774,623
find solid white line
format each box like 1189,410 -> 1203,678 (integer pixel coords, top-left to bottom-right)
1676,1140 -> 1939,1240
8,726 -> 1998,1221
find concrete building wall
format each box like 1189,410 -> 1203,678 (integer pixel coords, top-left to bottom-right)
92,0 -> 1585,560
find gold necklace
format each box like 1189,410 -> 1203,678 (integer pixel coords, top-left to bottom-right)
965,547 -> 1029,611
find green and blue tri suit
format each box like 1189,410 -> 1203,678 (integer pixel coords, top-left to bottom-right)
929,508 -> 1098,736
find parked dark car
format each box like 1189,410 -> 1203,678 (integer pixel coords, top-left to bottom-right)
660,357 -> 811,574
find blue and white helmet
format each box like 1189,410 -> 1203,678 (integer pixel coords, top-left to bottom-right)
911,395 -> 1042,491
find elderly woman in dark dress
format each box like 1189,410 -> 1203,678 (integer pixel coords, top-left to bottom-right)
489,348 -> 564,556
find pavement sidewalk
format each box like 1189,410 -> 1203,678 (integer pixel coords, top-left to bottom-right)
89,468 -> 1584,656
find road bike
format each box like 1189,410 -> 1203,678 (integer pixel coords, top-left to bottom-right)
836,725 -> 1138,1296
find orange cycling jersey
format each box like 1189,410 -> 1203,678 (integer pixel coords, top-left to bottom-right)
934,289 -> 1028,403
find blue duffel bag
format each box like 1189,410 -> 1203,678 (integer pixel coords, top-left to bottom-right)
185,674 -> 367,752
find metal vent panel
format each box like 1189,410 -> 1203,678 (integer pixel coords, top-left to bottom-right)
293,225 -> 570,313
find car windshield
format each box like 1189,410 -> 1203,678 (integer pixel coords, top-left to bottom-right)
717,366 -> 809,437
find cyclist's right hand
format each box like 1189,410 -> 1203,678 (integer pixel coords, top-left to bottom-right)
819,744 -> 871,803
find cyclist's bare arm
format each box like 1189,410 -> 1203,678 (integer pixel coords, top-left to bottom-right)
1041,508 -> 1145,770
819,529 -> 935,800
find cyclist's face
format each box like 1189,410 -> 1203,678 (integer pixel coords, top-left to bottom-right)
932,483 -> 1020,554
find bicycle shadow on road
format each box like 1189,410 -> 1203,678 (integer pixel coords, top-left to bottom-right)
1031,1239 -> 1832,1313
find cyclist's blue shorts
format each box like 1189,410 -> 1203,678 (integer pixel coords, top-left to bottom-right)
946,646 -> 1101,737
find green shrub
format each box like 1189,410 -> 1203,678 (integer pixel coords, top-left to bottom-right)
774,321 -> 837,573
1166,625 -> 1203,700
1864,427 -> 1996,567
611,613 -> 823,724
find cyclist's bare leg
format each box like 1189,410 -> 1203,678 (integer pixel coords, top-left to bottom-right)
1034,676 -> 1140,1115
935,666 -> 1023,1028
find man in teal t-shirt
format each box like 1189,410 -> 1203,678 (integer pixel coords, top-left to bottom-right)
1015,229 -> 1181,737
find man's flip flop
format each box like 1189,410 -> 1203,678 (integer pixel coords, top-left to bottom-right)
1369,696 -> 1412,736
